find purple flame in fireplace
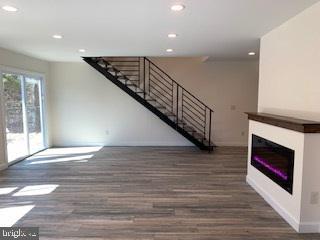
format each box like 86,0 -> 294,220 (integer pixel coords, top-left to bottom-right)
253,155 -> 288,181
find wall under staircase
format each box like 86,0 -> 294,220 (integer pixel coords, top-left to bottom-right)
48,59 -> 258,147
49,62 -> 193,147
83,57 -> 214,151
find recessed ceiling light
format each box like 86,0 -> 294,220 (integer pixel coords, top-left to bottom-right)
168,33 -> 177,38
171,4 -> 185,11
2,5 -> 18,12
166,49 -> 173,53
52,35 -> 63,39
248,52 -> 256,56
78,49 -> 86,53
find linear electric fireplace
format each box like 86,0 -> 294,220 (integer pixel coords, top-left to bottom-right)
251,134 -> 295,194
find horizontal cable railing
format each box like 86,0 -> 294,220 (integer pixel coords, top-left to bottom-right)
97,56 -> 214,149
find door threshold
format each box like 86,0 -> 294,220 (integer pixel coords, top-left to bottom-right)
8,148 -> 49,167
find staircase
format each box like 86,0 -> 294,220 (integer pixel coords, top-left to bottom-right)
83,57 -> 214,151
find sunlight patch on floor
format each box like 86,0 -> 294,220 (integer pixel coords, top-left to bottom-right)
0,187 -> 18,195
28,154 -> 93,165
34,146 -> 103,156
0,205 -> 35,227
13,185 -> 59,197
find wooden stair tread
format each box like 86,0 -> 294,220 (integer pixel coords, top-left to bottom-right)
183,126 -> 196,132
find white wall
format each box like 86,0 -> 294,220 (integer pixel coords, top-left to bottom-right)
258,2 -> 320,121
247,121 -> 305,231
300,134 -> 320,227
0,47 -> 50,169
49,59 -> 258,147
152,58 -> 259,146
0,48 -> 50,74
247,120 -> 320,232
49,62 -> 191,146
0,48 -> 258,150
253,1 -> 320,232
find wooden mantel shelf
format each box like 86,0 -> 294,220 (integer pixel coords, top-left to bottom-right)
246,112 -> 320,133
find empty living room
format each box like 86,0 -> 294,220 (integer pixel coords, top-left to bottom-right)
0,0 -> 320,239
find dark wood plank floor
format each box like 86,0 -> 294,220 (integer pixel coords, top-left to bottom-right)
0,147 -> 319,239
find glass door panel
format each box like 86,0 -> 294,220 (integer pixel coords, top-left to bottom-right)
25,77 -> 44,154
2,72 -> 46,163
2,73 -> 28,162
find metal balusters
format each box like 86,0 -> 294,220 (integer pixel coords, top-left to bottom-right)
86,56 -> 214,150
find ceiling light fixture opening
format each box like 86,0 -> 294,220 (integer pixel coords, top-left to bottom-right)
78,49 -> 86,53
52,35 -> 63,39
168,33 -> 177,38
171,4 -> 185,11
166,49 -> 173,53
248,52 -> 256,56
2,5 -> 18,12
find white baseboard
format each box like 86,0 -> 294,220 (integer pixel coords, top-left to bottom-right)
52,141 -> 194,147
52,141 -> 247,148
214,141 -> 247,147
246,175 -> 320,233
299,222 -> 320,233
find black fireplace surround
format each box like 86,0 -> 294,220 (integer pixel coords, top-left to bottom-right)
251,134 -> 295,194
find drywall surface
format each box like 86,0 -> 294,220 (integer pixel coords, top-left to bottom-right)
49,62 -> 192,146
252,3 -> 320,230
258,2 -> 320,121
247,120 -> 304,231
300,134 -> 320,227
49,59 -> 258,147
151,57 -> 259,146
247,120 -> 320,232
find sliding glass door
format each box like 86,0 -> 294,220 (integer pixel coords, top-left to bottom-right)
2,72 -> 45,163
25,77 -> 45,154
2,73 -> 28,161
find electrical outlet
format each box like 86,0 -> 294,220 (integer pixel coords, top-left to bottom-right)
241,131 -> 245,136
310,192 -> 319,205
230,105 -> 236,111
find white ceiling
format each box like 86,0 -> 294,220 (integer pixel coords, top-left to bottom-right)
0,0 -> 318,62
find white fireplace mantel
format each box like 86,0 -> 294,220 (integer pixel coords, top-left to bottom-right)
246,112 -> 320,233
